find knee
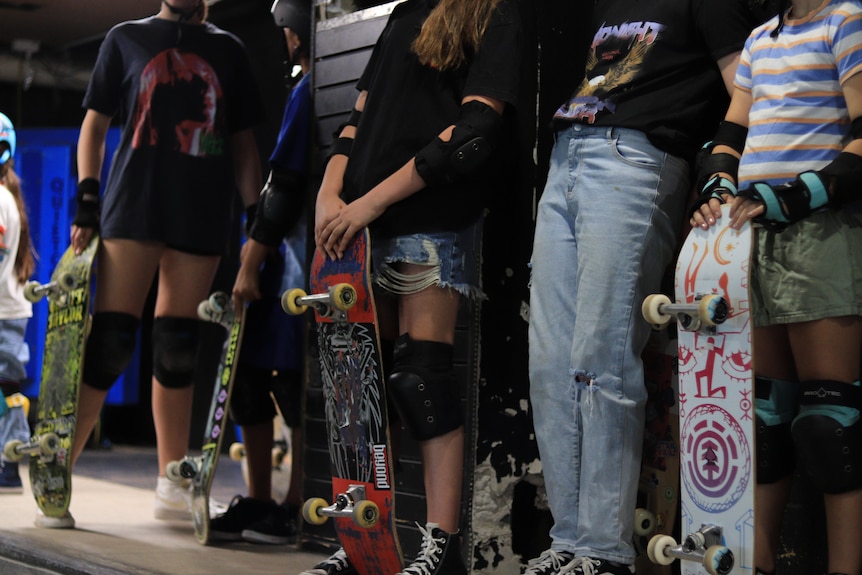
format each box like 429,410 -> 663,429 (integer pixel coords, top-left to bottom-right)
152,317 -> 200,389
792,379 -> 862,494
387,334 -> 463,441
83,312 -> 140,391
754,377 -> 797,484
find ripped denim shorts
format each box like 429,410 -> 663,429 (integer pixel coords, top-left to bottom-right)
371,216 -> 485,301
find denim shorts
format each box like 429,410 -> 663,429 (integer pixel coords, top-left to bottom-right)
371,217 -> 485,301
751,209 -> 862,326
0,319 -> 29,383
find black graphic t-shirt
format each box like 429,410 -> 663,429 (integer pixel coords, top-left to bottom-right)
83,17 -> 263,255
555,0 -> 755,160
344,0 -> 522,238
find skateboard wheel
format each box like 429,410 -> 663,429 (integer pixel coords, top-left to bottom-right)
282,288 -> 309,315
23,281 -> 44,303
703,545 -> 734,575
229,442 -> 245,462
642,294 -> 672,328
303,497 -> 329,525
352,499 -> 379,528
647,534 -> 676,566
165,460 -> 184,482
330,283 -> 357,312
57,272 -> 77,292
39,433 -> 60,456
197,299 -> 213,321
3,439 -> 24,462
633,507 -> 656,537
208,292 -> 231,313
697,294 -> 728,327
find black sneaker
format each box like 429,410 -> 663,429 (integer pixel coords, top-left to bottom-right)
522,550 -> 579,575
398,523 -> 467,575
209,496 -> 275,542
572,557 -> 634,575
241,503 -> 299,544
300,548 -> 356,575
0,459 -> 23,494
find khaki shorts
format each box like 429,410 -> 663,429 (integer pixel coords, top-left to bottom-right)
751,209 -> 862,327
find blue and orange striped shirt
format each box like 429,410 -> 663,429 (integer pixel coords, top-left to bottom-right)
735,0 -> 862,187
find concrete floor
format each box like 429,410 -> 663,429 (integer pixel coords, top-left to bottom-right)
0,445 -> 330,575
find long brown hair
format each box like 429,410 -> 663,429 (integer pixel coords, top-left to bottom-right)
411,0 -> 503,71
0,160 -> 36,283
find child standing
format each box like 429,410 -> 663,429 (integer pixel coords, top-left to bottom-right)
0,112 -> 36,494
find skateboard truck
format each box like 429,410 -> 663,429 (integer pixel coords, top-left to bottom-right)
3,433 -> 61,463
282,283 -> 357,319
642,293 -> 729,333
23,273 -> 77,303
302,484 -> 380,528
648,524 -> 734,575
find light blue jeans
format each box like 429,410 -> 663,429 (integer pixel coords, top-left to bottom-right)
528,125 -> 688,563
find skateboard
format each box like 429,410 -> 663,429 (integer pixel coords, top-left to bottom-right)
641,204 -> 754,575
283,227 -> 403,575
165,291 -> 246,545
635,328 -> 680,575
3,236 -> 99,518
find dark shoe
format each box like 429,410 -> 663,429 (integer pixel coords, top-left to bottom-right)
0,459 -> 23,494
522,550 -> 579,575
300,548 -> 356,575
209,496 -> 275,542
573,557 -> 634,575
241,503 -> 299,544
398,523 -> 467,575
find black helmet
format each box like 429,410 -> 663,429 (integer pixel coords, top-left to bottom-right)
271,0 -> 312,49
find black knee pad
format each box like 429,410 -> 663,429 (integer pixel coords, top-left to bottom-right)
754,377 -> 797,484
387,334 -> 463,441
229,364 -> 278,426
83,312 -> 140,391
152,317 -> 200,389
792,379 -> 862,494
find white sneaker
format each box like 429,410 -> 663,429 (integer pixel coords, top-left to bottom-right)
154,476 -> 192,521
35,509 -> 75,529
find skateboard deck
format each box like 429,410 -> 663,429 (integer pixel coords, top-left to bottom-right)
642,205 -> 754,575
635,329 -> 680,575
166,291 -> 246,545
2,236 -> 99,517
286,228 -> 402,575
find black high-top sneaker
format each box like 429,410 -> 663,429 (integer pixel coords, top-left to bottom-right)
399,523 -> 467,575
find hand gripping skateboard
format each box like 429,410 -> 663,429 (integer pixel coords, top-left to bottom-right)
642,205 -> 755,575
166,291 -> 246,545
3,236 -> 99,518
283,228 -> 403,575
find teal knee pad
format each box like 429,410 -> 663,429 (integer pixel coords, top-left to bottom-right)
754,377 -> 797,484
792,380 -> 862,493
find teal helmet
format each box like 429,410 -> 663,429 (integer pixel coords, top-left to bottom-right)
0,112 -> 15,166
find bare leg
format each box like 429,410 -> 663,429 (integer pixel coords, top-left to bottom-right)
396,266 -> 462,533
752,325 -> 795,573
71,240 -> 163,467
788,316 -> 862,575
242,420 -> 274,501
152,248 -> 220,475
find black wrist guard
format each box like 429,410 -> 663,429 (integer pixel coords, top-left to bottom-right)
244,203 -> 258,236
73,177 -> 100,229
248,169 -> 305,246
689,175 -> 736,219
